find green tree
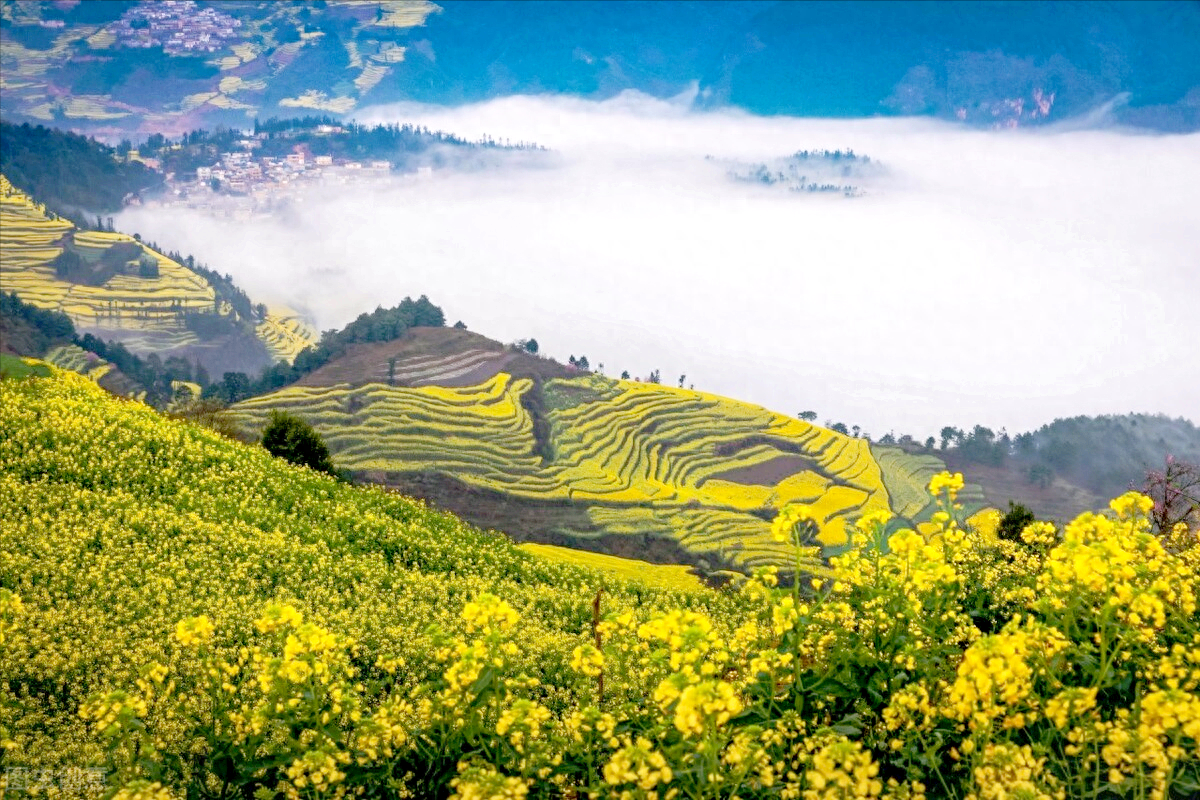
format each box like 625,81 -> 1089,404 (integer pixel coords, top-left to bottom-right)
940,426 -> 963,450
798,410 -> 818,422
261,411 -> 335,475
52,249 -> 84,280
1028,464 -> 1054,489
217,372 -> 252,404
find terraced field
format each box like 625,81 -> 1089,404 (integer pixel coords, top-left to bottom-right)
42,344 -> 114,384
518,543 -> 705,591
0,174 -> 211,339
1,175 -> 318,365
230,359 -> 980,572
40,343 -> 155,402
872,444 -> 986,520
256,306 -> 320,365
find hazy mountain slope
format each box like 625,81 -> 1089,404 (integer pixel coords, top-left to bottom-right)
940,451 -> 1106,525
1024,414 -> 1200,495
0,173 -> 314,374
716,1 -> 1200,125
938,414 -> 1200,522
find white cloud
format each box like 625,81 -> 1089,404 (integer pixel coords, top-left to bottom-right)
118,91 -> 1200,438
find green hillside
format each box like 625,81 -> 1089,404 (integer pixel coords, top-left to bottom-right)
0,120 -> 159,213
929,415 -> 1200,524
228,328 -> 990,576
3,365 -> 1196,798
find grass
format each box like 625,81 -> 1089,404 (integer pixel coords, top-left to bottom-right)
0,353 -> 52,379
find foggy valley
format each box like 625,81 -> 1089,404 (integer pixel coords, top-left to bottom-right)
119,90 -> 1200,438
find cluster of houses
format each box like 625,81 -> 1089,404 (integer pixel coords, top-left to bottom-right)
112,0 -> 241,55
156,140 -> 431,219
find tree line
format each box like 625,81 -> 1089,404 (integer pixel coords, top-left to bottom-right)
802,404 -> 1200,503
133,116 -> 545,179
0,122 -> 160,214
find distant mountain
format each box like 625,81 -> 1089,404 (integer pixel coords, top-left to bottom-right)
2,1 -> 1197,133
938,413 -> 1200,522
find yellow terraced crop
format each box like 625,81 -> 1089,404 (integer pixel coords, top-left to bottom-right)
230,374 -> 927,570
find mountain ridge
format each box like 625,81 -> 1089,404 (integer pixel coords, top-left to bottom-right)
3,1 -> 1197,134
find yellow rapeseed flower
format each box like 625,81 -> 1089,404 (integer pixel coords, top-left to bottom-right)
174,615 -> 214,647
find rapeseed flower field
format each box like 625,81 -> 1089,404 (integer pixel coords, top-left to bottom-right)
1,366 -> 1197,798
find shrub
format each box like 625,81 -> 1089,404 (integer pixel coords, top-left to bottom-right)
996,500 -> 1036,542
260,410 -> 335,475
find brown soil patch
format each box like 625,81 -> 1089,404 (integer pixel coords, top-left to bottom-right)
297,327 -> 578,387
709,455 -> 810,486
714,435 -> 802,458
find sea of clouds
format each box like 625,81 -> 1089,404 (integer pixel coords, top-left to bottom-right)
118,89 -> 1200,438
